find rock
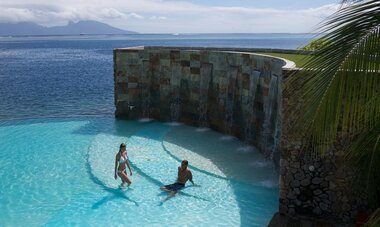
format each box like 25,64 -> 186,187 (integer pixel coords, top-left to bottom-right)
332,203 -> 342,213
285,176 -> 294,186
318,194 -> 328,199
312,177 -> 323,185
314,189 -> 322,196
310,185 -> 317,190
320,181 -> 328,188
299,219 -> 313,227
313,207 -> 322,215
287,192 -> 297,200
279,204 -> 288,214
325,163 -> 334,171
320,202 -> 328,211
342,215 -> 350,222
300,178 -> 311,186
295,172 -> 305,180
280,159 -> 288,167
321,199 -> 331,205
288,208 -> 295,215
342,203 -> 351,211
326,191 -> 334,199
291,180 -> 300,188
350,211 -> 356,218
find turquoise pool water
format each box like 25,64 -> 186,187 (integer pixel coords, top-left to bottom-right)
0,117 -> 278,226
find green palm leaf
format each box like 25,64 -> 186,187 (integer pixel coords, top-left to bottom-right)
287,0 -> 380,222
287,0 -> 380,154
346,124 -> 380,206
365,208 -> 380,226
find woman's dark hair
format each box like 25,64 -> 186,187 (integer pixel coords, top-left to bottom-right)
119,143 -> 126,152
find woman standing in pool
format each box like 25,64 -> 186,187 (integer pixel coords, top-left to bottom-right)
114,143 -> 132,186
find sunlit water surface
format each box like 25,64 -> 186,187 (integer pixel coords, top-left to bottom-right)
0,118 -> 278,226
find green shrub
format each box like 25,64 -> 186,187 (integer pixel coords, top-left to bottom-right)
299,38 -> 330,51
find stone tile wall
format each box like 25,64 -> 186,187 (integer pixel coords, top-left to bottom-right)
114,46 -> 285,157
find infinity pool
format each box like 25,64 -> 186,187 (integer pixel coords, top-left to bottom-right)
0,117 -> 278,226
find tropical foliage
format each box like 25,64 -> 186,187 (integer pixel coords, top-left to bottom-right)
299,38 -> 330,51
286,0 -> 380,225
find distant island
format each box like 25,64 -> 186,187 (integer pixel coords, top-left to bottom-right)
0,20 -> 138,36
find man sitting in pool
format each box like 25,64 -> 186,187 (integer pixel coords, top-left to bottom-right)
160,160 -> 194,201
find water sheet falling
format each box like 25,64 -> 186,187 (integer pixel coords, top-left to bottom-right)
244,70 -> 260,143
141,60 -> 151,118
170,61 -> 182,122
260,75 -> 279,157
225,66 -> 238,134
198,63 -> 212,127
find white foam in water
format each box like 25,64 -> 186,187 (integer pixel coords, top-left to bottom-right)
165,121 -> 182,126
236,145 -> 255,153
249,160 -> 270,168
195,127 -> 210,132
219,135 -> 236,141
259,180 -> 278,188
138,118 -> 153,122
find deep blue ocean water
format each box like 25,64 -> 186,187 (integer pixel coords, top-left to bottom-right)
0,33 -> 314,120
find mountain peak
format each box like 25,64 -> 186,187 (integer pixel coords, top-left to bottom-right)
0,20 -> 137,36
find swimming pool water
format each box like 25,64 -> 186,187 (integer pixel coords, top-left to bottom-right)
0,117 -> 278,226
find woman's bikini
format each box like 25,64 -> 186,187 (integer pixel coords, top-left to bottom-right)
118,153 -> 128,174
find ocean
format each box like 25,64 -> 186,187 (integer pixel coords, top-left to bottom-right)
0,33 -> 315,120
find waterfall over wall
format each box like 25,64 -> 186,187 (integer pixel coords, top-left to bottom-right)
114,46 -> 285,161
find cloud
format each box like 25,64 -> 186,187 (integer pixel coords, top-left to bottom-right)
0,1 -> 339,32
98,8 -> 127,19
128,13 -> 144,19
149,16 -> 167,20
0,7 -> 36,23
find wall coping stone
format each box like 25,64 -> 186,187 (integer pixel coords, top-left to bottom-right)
114,46 -> 313,54
114,46 -> 298,69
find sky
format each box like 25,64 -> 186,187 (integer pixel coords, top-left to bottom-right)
0,0 -> 340,33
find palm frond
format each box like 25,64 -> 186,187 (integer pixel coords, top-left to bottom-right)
345,124 -> 380,207
365,208 -> 380,227
287,0 -> 380,153
341,0 -> 364,5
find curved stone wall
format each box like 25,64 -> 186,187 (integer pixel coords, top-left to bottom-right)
113,46 -> 286,157
114,46 -> 366,225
